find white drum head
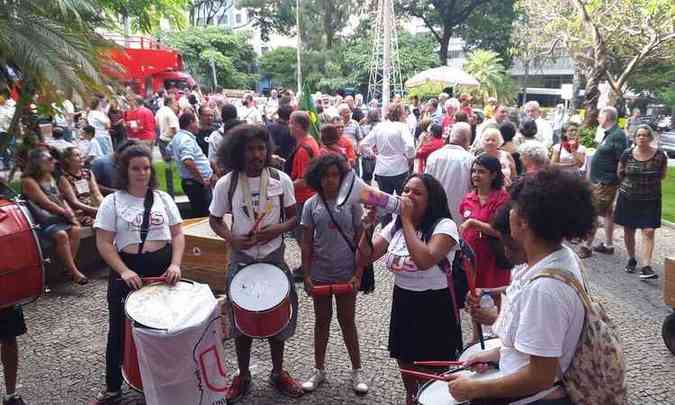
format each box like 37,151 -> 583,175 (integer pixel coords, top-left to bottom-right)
125,280 -> 197,330
458,338 -> 502,362
230,263 -> 289,312
417,369 -> 503,404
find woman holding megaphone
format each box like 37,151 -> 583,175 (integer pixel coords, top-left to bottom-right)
356,173 -> 462,405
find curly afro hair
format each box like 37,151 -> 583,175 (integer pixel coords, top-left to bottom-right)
509,168 -> 596,243
217,124 -> 273,173
304,154 -> 350,194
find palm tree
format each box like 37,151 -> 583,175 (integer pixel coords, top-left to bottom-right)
462,49 -> 515,105
0,0 -> 115,151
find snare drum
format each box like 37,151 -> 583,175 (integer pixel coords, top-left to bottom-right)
229,263 -> 291,338
0,199 -> 44,308
459,337 -> 502,363
417,338 -> 504,404
416,369 -> 504,404
123,279 -> 202,391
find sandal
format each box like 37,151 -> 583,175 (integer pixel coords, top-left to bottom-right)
270,370 -> 304,398
578,246 -> 592,259
73,274 -> 89,285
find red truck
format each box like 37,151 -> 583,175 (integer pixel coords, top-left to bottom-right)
103,34 -> 196,97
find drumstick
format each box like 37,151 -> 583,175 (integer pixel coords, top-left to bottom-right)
248,202 -> 273,234
463,256 -> 485,350
399,369 -> 452,382
414,360 -> 464,367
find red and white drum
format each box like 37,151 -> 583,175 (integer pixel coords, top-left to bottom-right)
0,199 -> 44,308
417,338 -> 503,404
229,263 -> 291,338
123,279 -> 200,391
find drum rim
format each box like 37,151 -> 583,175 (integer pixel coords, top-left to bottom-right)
234,302 -> 293,339
229,262 -> 289,311
124,279 -> 195,331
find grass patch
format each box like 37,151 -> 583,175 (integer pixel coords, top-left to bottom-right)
154,160 -> 184,196
663,167 -> 675,223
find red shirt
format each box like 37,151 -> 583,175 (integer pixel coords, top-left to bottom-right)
458,189 -> 510,288
124,106 -> 156,141
336,136 -> 356,166
291,136 -> 320,203
441,114 -> 455,132
415,137 -> 444,173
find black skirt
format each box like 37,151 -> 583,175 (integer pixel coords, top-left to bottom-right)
388,285 -> 463,363
614,192 -> 661,229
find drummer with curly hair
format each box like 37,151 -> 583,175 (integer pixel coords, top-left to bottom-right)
209,124 -> 303,402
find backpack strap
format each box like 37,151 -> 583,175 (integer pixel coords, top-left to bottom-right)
269,168 -> 285,222
528,268 -> 593,311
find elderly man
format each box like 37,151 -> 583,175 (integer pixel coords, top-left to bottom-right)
425,122 -> 475,222
337,103 -> 362,151
518,141 -> 550,174
579,106 -> 628,258
524,100 -> 554,148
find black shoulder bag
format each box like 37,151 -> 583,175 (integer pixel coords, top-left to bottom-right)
320,195 -> 375,293
138,188 -> 155,254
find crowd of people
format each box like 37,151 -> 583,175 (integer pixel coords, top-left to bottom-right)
0,84 -> 668,405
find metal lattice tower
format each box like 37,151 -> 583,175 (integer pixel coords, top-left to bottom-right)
367,0 -> 404,108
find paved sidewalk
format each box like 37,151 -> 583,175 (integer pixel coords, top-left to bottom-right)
3,225 -> 675,404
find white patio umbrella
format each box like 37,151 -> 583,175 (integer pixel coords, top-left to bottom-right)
405,66 -> 480,89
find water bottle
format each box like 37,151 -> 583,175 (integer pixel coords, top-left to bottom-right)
479,291 -> 496,336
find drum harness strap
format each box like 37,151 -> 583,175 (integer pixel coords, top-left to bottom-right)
227,168 -> 286,229
138,188 -> 155,254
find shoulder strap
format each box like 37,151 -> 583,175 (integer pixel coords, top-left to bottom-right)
138,188 -> 155,254
227,172 -> 239,212
529,268 -> 593,311
320,195 -> 355,252
269,168 -> 285,222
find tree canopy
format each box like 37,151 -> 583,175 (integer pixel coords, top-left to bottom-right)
161,26 -> 258,90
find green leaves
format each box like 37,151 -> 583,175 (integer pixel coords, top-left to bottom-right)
161,26 -> 258,90
462,49 -> 516,104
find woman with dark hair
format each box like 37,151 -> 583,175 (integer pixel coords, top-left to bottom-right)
499,121 -> 522,174
614,124 -> 668,279
58,147 -> 103,226
356,173 -> 461,405
87,97 -> 114,155
449,168 -> 597,405
94,144 -> 184,401
300,155 -> 367,394
551,122 -> 586,174
458,154 -> 510,341
21,148 -> 87,284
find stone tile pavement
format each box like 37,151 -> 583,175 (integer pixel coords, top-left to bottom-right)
3,225 -> 675,404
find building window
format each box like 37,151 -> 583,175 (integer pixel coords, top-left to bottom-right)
261,46 -> 269,54
235,13 -> 241,24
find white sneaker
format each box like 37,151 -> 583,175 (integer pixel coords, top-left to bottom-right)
301,369 -> 326,392
351,368 -> 368,394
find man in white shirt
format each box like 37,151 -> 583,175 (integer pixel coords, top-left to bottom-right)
425,122 -> 475,222
155,95 -> 180,162
524,101 -> 554,149
238,94 -> 263,125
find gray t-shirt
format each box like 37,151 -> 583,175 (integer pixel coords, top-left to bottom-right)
301,195 -> 363,283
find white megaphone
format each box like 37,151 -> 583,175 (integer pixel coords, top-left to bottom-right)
336,170 -> 401,214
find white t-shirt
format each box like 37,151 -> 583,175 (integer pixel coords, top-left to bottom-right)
493,246 -> 585,404
156,106 -> 179,142
553,143 -> 586,173
87,109 -> 110,138
360,120 -> 415,177
94,190 -> 182,251
380,218 -> 459,291
425,145 -> 474,222
209,169 -> 296,259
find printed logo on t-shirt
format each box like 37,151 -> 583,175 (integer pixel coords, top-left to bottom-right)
384,253 -> 419,273
127,211 -> 165,231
